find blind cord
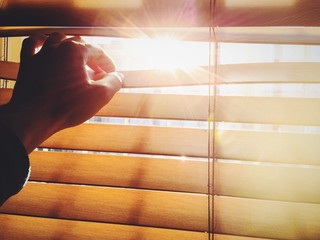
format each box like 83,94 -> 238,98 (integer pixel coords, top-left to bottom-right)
208,0 -> 218,239
0,37 -> 9,88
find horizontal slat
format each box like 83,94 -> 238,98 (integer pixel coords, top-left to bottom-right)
41,123 -> 208,158
215,161 -> 320,204
215,196 -> 320,240
216,130 -> 320,165
214,0 -> 320,27
2,194 -> 320,239
41,123 -> 320,164
217,62 -> 320,84
121,68 -> 210,87
2,88 -> 320,126
0,0 -> 319,27
215,26 -> 320,45
0,214 -> 271,240
0,26 -> 211,41
3,61 -> 320,86
215,235 -> 272,240
98,92 -> 208,120
0,26 -> 318,45
0,0 -> 211,28
0,62 -> 18,80
0,88 -> 12,105
0,61 -> 210,87
29,151 -> 320,203
0,214 -> 208,240
0,61 -> 19,80
29,151 -> 207,193
1,26 -> 320,45
215,96 -> 320,126
0,182 -> 207,232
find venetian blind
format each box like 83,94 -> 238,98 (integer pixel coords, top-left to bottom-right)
1,1 -> 320,240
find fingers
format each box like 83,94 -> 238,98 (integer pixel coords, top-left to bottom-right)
85,43 -> 116,73
20,35 -> 47,60
41,32 -> 67,50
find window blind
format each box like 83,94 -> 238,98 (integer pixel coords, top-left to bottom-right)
1,1 -> 320,239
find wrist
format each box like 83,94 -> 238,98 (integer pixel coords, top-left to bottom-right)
0,103 -> 59,154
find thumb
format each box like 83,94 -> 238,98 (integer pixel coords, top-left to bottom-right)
92,72 -> 123,95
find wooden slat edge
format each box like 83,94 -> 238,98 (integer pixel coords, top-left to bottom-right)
29,151 -> 207,194
0,182 -> 208,232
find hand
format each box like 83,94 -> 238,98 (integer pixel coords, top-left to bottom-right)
0,33 -> 123,153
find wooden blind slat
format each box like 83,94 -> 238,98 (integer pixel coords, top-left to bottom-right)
217,62 -> 320,84
215,27 -> 320,45
29,151 -> 320,203
0,214 -> 207,240
0,88 -> 12,105
29,151 -> 207,193
215,161 -> 320,204
216,96 -> 320,126
1,26 -> 320,45
0,214 -> 269,240
2,193 -> 320,239
0,61 -> 19,80
41,123 -> 208,158
0,182 -> 207,232
215,196 -> 320,239
215,235 -> 273,240
0,0 -> 319,27
98,92 -> 208,120
3,61 -> 320,86
2,88 -> 320,126
101,94 -> 320,126
216,130 -> 320,165
41,123 -> 320,164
